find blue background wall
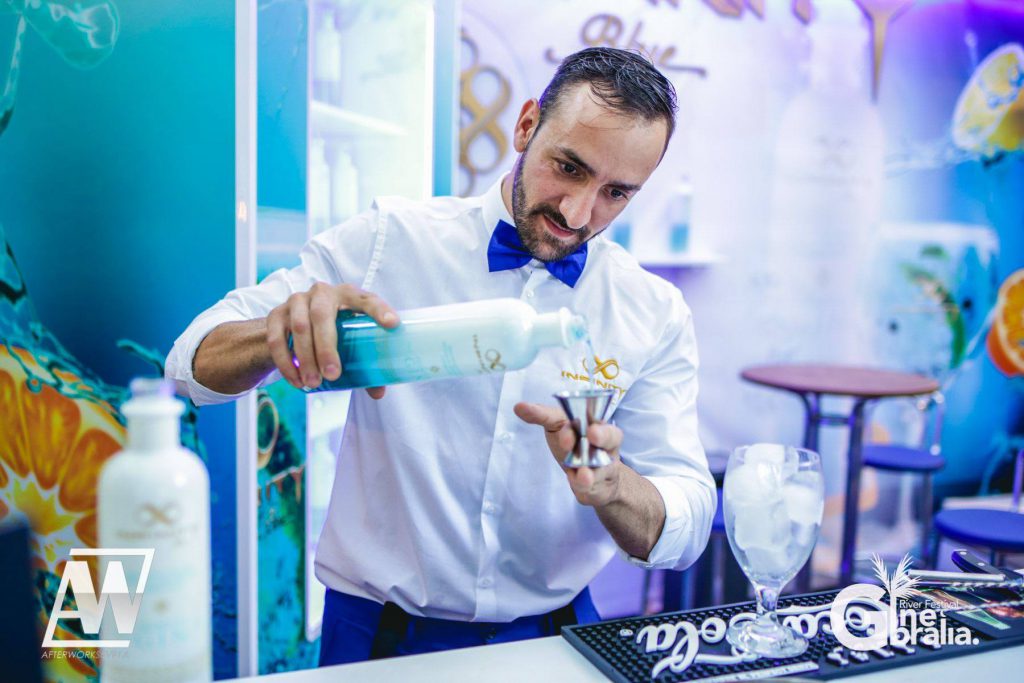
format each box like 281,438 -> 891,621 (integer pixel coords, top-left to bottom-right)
0,1 -> 238,678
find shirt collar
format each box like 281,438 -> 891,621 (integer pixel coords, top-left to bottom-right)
481,174 -> 548,271
482,174 -> 514,233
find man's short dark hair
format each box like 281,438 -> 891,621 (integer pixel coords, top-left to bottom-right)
538,47 -> 677,143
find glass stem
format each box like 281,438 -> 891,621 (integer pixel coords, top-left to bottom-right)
755,583 -> 781,625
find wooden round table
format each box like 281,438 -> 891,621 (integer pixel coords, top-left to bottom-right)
740,364 -> 939,587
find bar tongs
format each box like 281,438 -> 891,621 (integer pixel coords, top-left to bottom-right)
908,549 -> 1024,588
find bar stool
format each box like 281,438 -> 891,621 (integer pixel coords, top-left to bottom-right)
862,392 -> 946,567
708,492 -> 727,606
740,364 -> 938,586
703,451 -> 730,607
932,448 -> 1024,565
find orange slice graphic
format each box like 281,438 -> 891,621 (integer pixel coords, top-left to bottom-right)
987,269 -> 1024,376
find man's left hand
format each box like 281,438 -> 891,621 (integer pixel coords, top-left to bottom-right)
513,402 -> 623,508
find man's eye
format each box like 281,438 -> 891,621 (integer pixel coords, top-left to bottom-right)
561,162 -> 578,175
609,188 -> 628,201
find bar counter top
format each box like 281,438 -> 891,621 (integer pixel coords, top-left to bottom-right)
227,634 -> 1024,682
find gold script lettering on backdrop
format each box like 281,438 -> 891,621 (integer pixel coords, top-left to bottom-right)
648,0 -> 915,101
460,29 -> 512,196
646,0 -> 808,23
545,13 -> 707,77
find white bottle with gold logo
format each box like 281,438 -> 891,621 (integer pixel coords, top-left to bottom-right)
298,298 -> 589,392
98,378 -> 211,682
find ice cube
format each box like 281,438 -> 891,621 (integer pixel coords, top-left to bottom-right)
725,461 -> 782,506
746,443 -> 787,468
783,480 -> 824,526
781,450 -> 800,479
789,470 -> 824,491
792,521 -> 820,548
725,462 -> 760,504
781,464 -> 797,482
744,546 -> 796,577
733,500 -> 792,551
746,443 -> 800,478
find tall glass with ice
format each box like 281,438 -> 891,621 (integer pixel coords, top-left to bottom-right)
723,444 -> 824,657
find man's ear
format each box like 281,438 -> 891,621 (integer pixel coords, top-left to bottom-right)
512,99 -> 540,154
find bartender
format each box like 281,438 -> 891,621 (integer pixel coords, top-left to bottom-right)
166,47 -> 715,665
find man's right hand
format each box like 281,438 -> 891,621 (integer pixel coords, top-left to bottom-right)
266,283 -> 399,397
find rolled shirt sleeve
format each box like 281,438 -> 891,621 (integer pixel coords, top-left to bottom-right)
612,293 -> 716,570
165,208 -> 380,406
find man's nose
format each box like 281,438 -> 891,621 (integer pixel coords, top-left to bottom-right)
559,188 -> 598,231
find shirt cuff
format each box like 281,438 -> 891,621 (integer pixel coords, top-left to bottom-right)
618,475 -> 714,570
165,309 -> 269,407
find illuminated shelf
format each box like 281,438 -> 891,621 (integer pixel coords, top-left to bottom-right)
635,251 -> 723,268
310,99 -> 407,137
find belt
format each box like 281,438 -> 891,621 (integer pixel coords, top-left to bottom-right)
369,597 -> 581,659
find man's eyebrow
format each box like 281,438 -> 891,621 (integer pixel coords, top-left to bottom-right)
557,146 -> 642,193
557,147 -> 595,176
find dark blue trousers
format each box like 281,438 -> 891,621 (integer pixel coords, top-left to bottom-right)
318,587 -> 600,666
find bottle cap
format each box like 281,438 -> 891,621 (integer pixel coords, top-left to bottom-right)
129,377 -> 176,399
122,377 -> 184,419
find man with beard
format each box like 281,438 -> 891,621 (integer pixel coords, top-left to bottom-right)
166,47 -> 714,665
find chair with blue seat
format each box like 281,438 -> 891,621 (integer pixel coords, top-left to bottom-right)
708,492 -> 727,605
932,448 -> 1024,566
862,391 -> 946,567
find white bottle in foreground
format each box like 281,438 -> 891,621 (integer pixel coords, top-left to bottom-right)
98,378 -> 211,682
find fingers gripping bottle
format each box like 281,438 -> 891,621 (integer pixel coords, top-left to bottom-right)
292,297 -> 589,391
98,379 -> 211,682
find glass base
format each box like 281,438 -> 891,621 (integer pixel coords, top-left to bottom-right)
726,617 -> 807,659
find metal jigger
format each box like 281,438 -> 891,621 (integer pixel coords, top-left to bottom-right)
554,389 -> 616,468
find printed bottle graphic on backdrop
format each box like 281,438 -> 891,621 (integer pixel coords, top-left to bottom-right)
762,2 -> 884,363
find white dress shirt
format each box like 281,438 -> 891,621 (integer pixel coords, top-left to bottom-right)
166,177 -> 715,622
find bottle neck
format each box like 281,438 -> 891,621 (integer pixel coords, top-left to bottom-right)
127,415 -> 181,452
532,308 -> 587,349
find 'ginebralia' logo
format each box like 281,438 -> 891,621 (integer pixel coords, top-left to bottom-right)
831,553 -> 977,651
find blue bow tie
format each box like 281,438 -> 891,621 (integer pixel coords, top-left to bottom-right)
486,219 -> 587,288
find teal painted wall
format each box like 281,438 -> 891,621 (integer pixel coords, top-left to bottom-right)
0,2 -> 238,678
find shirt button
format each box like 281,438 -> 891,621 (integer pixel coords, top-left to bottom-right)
483,502 -> 497,515
525,290 -> 535,298
479,577 -> 493,589
498,431 -> 513,443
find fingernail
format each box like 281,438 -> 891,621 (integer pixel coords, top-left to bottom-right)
325,364 -> 339,377
382,312 -> 398,324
